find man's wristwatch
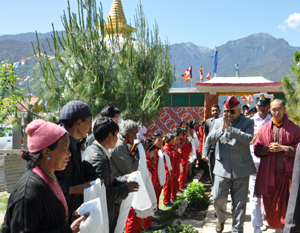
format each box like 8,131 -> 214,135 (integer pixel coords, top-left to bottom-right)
228,126 -> 232,132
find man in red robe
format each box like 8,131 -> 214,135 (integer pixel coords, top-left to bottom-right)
254,99 -> 300,233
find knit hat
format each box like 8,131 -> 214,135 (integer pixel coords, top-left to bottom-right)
26,119 -> 66,153
60,101 -> 92,120
224,96 -> 240,109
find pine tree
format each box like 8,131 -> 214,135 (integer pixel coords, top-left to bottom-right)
33,0 -> 174,124
282,51 -> 300,126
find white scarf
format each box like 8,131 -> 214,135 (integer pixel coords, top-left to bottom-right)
158,150 -> 166,186
163,151 -> 172,172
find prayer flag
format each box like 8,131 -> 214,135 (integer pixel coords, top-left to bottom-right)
206,72 -> 211,80
242,95 -> 247,102
199,66 -> 203,82
21,58 -> 28,66
182,66 -> 192,84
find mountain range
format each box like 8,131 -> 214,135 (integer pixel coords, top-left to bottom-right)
0,32 -> 299,88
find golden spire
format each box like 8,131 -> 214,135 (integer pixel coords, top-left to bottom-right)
107,0 -> 127,24
99,0 -> 136,37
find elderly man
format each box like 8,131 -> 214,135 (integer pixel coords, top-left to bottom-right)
56,101 -> 98,222
254,99 -> 300,233
206,96 -> 256,233
110,119 -> 139,179
249,93 -> 273,233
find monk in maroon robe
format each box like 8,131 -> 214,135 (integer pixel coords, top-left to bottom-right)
254,99 -> 300,231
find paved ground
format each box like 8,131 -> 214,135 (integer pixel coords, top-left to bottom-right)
201,191 -> 275,233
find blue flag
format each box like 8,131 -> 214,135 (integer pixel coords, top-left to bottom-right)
210,51 -> 218,75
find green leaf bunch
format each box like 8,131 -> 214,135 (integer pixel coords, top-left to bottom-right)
184,182 -> 209,208
282,51 -> 300,126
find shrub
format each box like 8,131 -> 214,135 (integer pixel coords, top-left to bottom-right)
184,182 -> 209,208
159,221 -> 199,233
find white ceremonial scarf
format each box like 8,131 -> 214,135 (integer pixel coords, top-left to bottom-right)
188,136 -> 197,163
81,178 -> 109,233
158,150 -> 166,186
164,151 -> 172,172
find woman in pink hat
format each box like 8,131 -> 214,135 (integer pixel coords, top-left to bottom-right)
1,119 -> 89,233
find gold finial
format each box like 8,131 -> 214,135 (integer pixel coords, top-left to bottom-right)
107,0 -> 127,24
99,0 -> 137,37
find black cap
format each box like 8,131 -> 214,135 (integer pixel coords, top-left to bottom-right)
60,101 -> 92,120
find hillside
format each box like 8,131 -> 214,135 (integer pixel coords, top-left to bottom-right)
171,33 -> 299,87
0,32 -> 299,89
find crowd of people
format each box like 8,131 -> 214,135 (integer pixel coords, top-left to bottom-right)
201,94 -> 300,233
0,101 -> 206,233
1,93 -> 300,233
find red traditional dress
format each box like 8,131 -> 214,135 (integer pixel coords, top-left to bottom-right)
163,143 -> 175,205
196,126 -> 204,154
171,147 -> 181,199
179,140 -> 192,189
254,115 -> 300,229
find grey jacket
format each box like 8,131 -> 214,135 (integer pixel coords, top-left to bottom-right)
206,115 -> 256,179
110,134 -> 140,179
202,117 -> 216,157
83,142 -> 129,233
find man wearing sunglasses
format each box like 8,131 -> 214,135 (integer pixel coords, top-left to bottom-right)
206,95 -> 256,233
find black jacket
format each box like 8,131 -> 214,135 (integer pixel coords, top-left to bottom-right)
83,141 -> 129,233
0,170 -> 72,233
55,140 -> 98,221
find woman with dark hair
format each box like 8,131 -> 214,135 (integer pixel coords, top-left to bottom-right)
151,133 -> 164,215
163,133 -> 176,207
172,128 -> 183,197
142,140 -> 159,231
179,128 -> 192,190
1,119 -> 88,233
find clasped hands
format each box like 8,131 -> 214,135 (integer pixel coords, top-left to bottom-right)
221,113 -> 231,132
268,142 -> 284,153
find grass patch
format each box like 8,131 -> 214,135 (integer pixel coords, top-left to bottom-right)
0,193 -> 9,212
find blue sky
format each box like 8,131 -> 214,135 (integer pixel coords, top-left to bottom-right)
1,0 -> 300,48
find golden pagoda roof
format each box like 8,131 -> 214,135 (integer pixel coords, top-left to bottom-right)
98,0 -> 137,37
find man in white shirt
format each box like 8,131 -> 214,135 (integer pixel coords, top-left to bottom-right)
249,93 -> 273,233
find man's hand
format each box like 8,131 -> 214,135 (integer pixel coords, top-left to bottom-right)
69,182 -> 93,194
126,181 -> 140,193
202,155 -> 209,163
70,210 -> 89,233
222,112 -> 230,131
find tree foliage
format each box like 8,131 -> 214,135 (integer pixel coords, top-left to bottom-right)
33,0 -> 174,124
0,61 -> 25,126
282,51 -> 300,126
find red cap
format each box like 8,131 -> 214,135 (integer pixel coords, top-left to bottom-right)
224,96 -> 240,109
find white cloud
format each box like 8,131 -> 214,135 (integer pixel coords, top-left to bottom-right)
279,13 -> 300,31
